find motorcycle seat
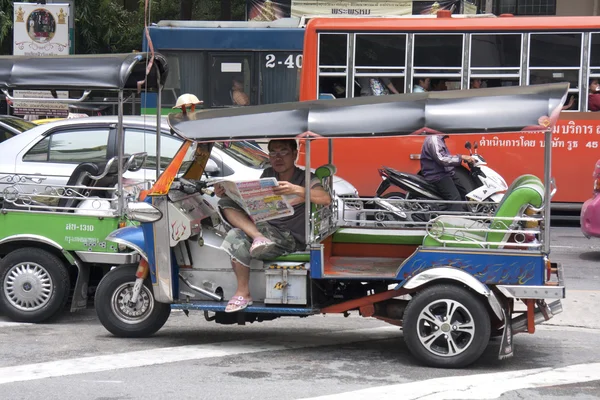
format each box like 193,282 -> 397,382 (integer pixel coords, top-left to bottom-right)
383,167 -> 443,196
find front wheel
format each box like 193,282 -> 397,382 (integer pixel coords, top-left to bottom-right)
95,265 -> 171,338
403,284 -> 491,368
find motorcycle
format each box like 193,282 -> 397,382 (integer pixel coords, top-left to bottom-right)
371,140 -> 508,225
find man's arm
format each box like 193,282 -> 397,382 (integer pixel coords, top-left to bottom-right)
428,136 -> 465,166
273,179 -> 332,206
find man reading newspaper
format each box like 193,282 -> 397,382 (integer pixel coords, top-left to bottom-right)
215,139 -> 332,313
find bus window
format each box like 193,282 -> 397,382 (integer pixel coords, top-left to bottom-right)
209,54 -> 254,107
162,52 -> 207,108
528,33 -> 582,110
469,34 -> 522,90
413,34 -> 463,92
318,33 -> 348,98
260,51 -> 302,104
587,33 -> 600,111
353,34 -> 406,96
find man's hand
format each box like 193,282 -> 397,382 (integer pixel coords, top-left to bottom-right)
272,181 -> 303,197
214,183 -> 226,198
461,155 -> 474,164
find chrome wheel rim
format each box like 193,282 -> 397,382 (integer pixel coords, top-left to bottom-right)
110,282 -> 154,324
3,262 -> 53,311
416,299 -> 475,357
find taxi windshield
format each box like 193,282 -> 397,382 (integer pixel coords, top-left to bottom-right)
214,141 -> 269,169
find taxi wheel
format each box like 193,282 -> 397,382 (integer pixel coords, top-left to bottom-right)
0,248 -> 70,323
403,284 -> 491,368
95,265 -> 171,338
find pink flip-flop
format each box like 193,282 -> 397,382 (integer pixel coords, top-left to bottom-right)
249,236 -> 276,258
225,296 -> 253,313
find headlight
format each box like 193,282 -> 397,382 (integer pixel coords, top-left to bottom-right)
126,201 -> 163,223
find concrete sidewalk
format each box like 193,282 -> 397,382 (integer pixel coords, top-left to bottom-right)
543,289 -> 600,330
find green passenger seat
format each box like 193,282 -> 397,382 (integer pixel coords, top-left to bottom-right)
422,174 -> 544,249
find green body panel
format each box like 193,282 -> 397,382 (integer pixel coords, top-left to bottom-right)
332,228 -> 425,245
269,253 -> 311,262
0,210 -> 121,253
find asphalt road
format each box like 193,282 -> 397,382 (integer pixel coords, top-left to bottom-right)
0,226 -> 598,400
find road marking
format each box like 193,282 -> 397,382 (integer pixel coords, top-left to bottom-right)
299,363 -> 600,400
0,321 -> 31,328
0,326 -> 399,385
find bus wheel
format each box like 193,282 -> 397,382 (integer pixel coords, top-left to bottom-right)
95,265 -> 170,338
402,284 -> 491,368
0,248 -> 70,323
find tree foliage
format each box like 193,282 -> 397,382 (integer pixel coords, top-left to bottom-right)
0,0 -> 246,55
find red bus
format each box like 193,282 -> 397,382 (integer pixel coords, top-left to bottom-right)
299,13 -> 600,213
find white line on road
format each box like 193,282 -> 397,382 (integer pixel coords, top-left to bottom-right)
0,321 -> 30,328
0,326 -> 399,385
299,363 -> 600,400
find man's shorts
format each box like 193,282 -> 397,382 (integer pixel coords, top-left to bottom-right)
218,197 -> 298,267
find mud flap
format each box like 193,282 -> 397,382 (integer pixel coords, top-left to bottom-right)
70,263 -> 90,312
498,307 -> 514,360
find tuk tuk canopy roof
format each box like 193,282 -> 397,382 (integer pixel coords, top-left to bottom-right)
168,83 -> 568,142
0,52 -> 168,91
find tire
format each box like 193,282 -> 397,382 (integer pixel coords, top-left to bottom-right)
0,248 -> 70,323
94,265 -> 171,338
403,284 -> 491,368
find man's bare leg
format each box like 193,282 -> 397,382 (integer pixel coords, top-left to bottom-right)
222,208 -> 262,239
231,259 -> 251,298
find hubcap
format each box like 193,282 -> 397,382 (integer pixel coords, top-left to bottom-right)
3,262 -> 53,311
111,282 -> 154,324
416,299 -> 475,357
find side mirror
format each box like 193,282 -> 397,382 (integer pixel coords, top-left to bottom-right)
465,141 -> 472,150
204,159 -> 221,177
473,142 -> 479,150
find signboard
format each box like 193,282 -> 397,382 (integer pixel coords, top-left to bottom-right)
12,3 -> 71,118
247,0 -> 478,20
13,3 -> 70,56
292,0 -> 413,17
11,90 -> 69,118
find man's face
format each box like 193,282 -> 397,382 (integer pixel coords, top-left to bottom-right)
591,80 -> 600,93
268,142 -> 296,173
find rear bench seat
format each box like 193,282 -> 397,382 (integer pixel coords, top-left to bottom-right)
422,174 -> 544,249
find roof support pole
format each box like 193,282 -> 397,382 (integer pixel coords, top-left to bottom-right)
117,90 -> 125,217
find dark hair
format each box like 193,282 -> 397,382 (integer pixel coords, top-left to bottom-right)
268,139 -> 297,152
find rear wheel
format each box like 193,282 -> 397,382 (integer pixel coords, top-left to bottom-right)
0,248 -> 70,323
95,265 -> 171,338
403,284 -> 491,368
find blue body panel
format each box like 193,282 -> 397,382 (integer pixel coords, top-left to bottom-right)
109,225 -> 146,255
396,248 -> 545,286
146,26 -> 304,51
310,248 -> 323,279
171,301 -> 316,315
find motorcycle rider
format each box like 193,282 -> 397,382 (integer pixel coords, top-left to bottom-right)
420,134 -> 474,212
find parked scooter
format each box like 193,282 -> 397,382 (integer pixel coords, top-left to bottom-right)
371,141 -> 508,224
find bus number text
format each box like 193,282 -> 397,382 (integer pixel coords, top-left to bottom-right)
265,54 -> 303,69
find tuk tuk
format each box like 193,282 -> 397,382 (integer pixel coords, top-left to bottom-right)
94,83 -> 567,368
0,52 -> 167,322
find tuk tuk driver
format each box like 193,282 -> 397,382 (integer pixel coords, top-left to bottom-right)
214,139 -> 332,312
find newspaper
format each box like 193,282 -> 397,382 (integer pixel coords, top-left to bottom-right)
214,178 -> 295,223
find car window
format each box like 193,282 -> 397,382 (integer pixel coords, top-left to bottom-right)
124,129 -> 183,170
23,128 -> 109,163
0,117 -> 36,133
0,127 -> 16,143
